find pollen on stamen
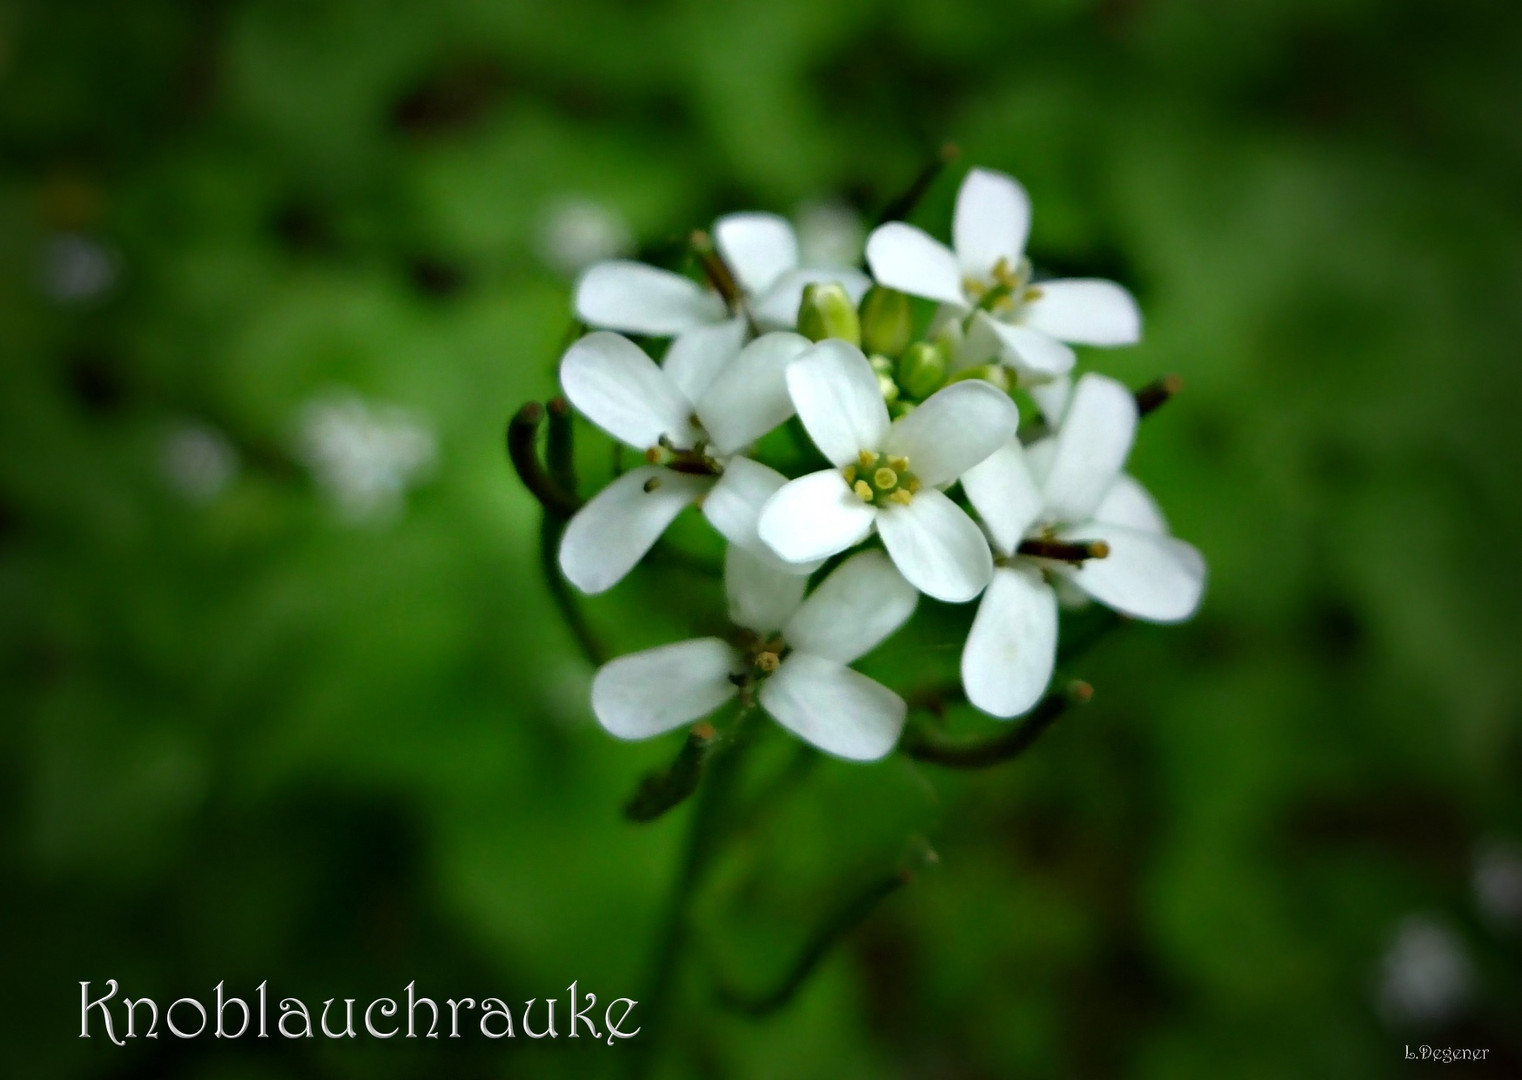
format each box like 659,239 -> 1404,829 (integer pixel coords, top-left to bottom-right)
888,489 -> 913,506
857,449 -> 878,470
644,447 -> 661,464
842,465 -> 856,484
887,455 -> 909,473
1088,540 -> 1110,559
756,651 -> 780,672
1023,286 -> 1044,302
853,480 -> 874,501
906,477 -> 921,493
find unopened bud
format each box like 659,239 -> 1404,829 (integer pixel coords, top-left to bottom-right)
858,286 -> 912,357
797,282 -> 861,346
897,341 -> 947,400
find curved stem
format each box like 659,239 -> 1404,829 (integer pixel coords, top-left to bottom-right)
716,838 -> 935,1017
901,682 -> 1091,768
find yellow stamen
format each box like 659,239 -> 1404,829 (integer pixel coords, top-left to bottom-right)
842,465 -> 856,484
1023,286 -> 1043,302
857,449 -> 877,469
853,480 -> 874,502
756,651 -> 780,672
888,489 -> 914,506
906,477 -> 921,493
887,455 -> 910,473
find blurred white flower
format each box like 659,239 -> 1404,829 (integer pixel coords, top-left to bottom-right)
294,392 -> 435,523
794,200 -> 864,272
1473,837 -> 1522,931
592,546 -> 916,761
1375,915 -> 1475,1027
757,340 -> 1018,603
959,374 -> 1205,717
866,168 -> 1140,380
40,232 -> 118,304
535,197 -> 635,278
557,329 -> 815,594
574,212 -> 872,345
161,422 -> 238,503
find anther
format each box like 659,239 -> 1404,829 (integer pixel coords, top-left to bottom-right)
887,455 -> 910,473
842,465 -> 856,484
1135,374 -> 1184,418
888,489 -> 914,506
643,477 -> 661,492
857,449 -> 878,469
756,651 -> 780,672
853,480 -> 874,502
1016,537 -> 1111,563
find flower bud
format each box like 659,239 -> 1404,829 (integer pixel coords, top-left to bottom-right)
858,286 -> 912,358
896,342 -> 947,400
797,282 -> 861,346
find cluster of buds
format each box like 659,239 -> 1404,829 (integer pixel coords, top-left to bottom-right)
515,165 -> 1205,766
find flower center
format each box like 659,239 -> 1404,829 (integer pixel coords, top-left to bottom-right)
843,449 -> 920,508
963,256 -> 1041,317
645,432 -> 724,477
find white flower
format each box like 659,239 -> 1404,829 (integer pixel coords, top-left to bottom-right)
864,168 -> 1141,380
162,422 -> 238,503
557,329 -> 816,593
959,373 -> 1205,717
1375,915 -> 1475,1027
756,340 -> 1019,603
573,212 -> 872,350
535,197 -> 634,277
294,392 -> 436,523
591,546 -> 918,761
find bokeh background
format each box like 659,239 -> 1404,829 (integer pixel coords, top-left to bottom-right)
3,0 -> 1521,1076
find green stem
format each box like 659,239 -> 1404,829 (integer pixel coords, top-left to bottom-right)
715,840 -> 931,1017
538,514 -> 606,666
876,142 -> 960,226
631,707 -> 757,1079
624,723 -> 719,822
901,682 -> 1091,768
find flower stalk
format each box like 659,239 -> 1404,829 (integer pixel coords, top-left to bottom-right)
901,681 -> 1092,768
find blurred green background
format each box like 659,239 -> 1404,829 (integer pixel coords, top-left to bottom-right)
3,0 -> 1520,1076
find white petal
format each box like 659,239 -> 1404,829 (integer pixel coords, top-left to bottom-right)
953,168 -> 1031,280
1027,374 -> 1072,425
694,332 -> 811,455
984,319 -> 1076,377
703,455 -> 787,549
961,439 -> 1044,557
591,638 -> 739,739
662,317 -> 748,404
1023,279 -> 1142,346
1041,373 -> 1138,524
864,222 -> 968,308
785,339 -> 891,466
560,332 -> 700,450
574,261 -> 727,336
784,550 -> 918,665
750,266 -> 873,331
757,469 -> 877,565
759,654 -> 906,761
1092,474 -> 1168,534
951,310 -> 1003,370
714,212 -> 799,297
558,466 -> 710,594
875,488 -> 993,603
725,545 -> 808,634
960,565 -> 1058,719
1061,523 -> 1206,623
1025,436 -> 1057,487
883,379 -> 1020,488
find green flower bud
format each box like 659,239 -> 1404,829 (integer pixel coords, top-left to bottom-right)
797,282 -> 861,346
897,341 -> 947,400
947,362 -> 1011,393
858,286 -> 912,358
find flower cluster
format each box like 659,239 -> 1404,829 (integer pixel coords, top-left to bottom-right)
543,167 -> 1205,763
